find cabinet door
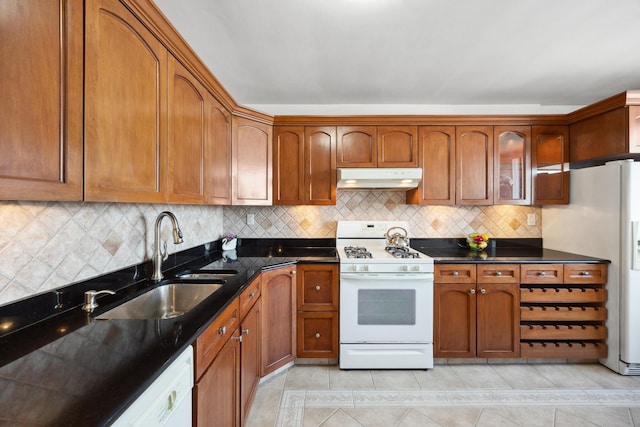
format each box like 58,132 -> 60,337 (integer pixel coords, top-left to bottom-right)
377,126 -> 418,167
494,126 -> 531,205
240,298 -> 261,426
407,126 -> 455,205
261,266 -> 296,376
296,312 -> 338,358
337,126 -> 377,167
232,116 -> 272,205
204,93 -> 232,205
297,264 -> 339,311
167,55 -> 205,204
456,126 -> 493,205
305,127 -> 336,205
532,126 -> 569,205
434,283 -> 476,358
0,0 -> 83,201
273,126 -> 304,205
476,283 -> 520,358
85,0 -> 168,202
194,331 -> 241,427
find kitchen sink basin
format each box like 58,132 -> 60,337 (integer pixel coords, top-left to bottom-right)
96,281 -> 224,320
175,269 -> 238,281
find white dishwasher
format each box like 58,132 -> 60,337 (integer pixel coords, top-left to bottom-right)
112,345 -> 193,427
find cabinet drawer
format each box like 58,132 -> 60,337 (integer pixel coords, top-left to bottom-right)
521,264 -> 563,284
520,342 -> 607,359
240,276 -> 261,320
520,287 -> 607,303
520,306 -> 607,322
296,311 -> 338,358
564,264 -> 607,284
520,324 -> 607,341
434,264 -> 476,283
477,264 -> 519,283
194,299 -> 239,380
297,264 -> 339,311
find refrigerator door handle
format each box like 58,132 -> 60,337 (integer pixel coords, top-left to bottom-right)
633,221 -> 640,270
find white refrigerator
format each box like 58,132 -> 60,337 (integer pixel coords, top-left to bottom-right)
543,159 -> 640,375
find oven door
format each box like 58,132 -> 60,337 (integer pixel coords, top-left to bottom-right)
339,272 -> 433,343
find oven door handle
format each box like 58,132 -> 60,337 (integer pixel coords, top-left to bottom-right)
340,273 -> 433,281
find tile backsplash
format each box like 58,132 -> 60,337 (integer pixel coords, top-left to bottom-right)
0,202 -> 223,306
1,191 -> 540,307
223,191 -> 541,239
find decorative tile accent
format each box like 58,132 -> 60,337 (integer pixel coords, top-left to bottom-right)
224,190 -> 542,239
0,201 -> 223,306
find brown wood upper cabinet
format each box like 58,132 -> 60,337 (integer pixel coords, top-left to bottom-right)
377,126 -> 419,167
336,126 -> 377,167
407,126 -> 456,205
273,126 -> 336,205
570,104 -> 640,163
456,126 -> 494,205
493,126 -> 531,205
167,56 -> 206,204
232,117 -> 273,205
336,126 -> 417,167
532,125 -> 569,204
85,0 -> 168,202
204,94 -> 233,205
0,0 -> 84,201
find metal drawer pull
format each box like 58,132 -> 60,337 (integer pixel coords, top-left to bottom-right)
218,326 -> 226,335
315,333 -> 321,338
315,285 -> 321,291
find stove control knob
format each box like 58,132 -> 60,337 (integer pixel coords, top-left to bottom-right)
413,265 -> 421,272
402,265 -> 409,271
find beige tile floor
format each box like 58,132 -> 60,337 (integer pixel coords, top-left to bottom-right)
245,363 -> 640,427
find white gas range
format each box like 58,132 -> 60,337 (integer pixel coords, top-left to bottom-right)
336,221 -> 434,369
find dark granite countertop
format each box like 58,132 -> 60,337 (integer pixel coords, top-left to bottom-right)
411,238 -> 610,264
0,238 -> 337,427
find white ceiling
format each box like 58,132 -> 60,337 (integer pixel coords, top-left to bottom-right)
153,0 -> 640,115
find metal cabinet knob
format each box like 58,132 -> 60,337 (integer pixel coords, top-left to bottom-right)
496,271 -> 502,277
480,288 -> 486,294
218,326 -> 226,336
315,285 -> 321,291
291,270 -> 296,275
315,333 -> 321,338
581,271 -> 590,276
453,271 -> 459,276
242,328 -> 250,335
470,288 -> 476,294
249,292 -> 255,298
539,271 -> 546,276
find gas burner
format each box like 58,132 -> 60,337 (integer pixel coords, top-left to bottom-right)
385,246 -> 421,259
344,246 -> 372,259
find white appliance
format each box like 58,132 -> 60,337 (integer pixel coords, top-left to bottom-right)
112,345 -> 194,426
543,160 -> 640,375
337,168 -> 422,189
337,221 -> 435,369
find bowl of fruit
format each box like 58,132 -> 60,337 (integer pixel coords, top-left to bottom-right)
467,233 -> 489,252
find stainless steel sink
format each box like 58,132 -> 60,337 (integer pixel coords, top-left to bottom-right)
175,269 -> 238,281
96,282 -> 224,320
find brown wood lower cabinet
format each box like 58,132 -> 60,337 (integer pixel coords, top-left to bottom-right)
261,266 -> 297,376
434,264 -> 520,358
296,264 -> 339,358
520,263 -> 608,359
239,278 -> 261,426
194,301 -> 241,427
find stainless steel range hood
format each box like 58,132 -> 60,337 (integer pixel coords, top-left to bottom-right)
337,168 -> 423,189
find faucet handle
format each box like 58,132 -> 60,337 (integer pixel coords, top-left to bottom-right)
83,289 -> 116,312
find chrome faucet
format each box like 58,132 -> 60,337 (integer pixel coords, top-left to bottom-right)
152,211 -> 184,281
